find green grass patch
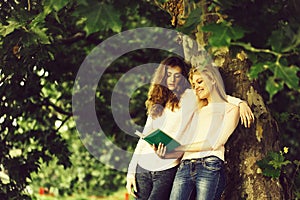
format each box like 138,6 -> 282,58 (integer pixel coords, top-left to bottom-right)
34,188 -> 134,200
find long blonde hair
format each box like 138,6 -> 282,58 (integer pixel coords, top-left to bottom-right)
146,56 -> 190,118
189,64 -> 227,108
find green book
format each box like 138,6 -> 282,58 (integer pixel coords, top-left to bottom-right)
135,129 -> 181,152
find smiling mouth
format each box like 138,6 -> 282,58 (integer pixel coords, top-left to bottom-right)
196,89 -> 204,94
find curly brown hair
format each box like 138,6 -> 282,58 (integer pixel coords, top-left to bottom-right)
145,56 -> 191,119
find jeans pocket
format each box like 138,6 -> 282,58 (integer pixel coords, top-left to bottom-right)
203,156 -> 223,171
177,162 -> 186,171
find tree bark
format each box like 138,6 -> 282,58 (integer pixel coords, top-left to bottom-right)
220,51 -> 284,200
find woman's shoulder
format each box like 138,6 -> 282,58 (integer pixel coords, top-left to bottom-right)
225,102 -> 239,112
208,102 -> 238,111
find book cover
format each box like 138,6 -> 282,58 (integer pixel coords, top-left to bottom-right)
135,129 -> 180,152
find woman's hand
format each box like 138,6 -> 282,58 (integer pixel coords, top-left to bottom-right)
126,174 -> 137,198
239,101 -> 255,128
152,143 -> 167,158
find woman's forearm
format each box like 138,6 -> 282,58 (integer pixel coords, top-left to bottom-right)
174,141 -> 214,152
163,151 -> 184,159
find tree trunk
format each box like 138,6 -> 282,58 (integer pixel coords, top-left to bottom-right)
220,51 -> 284,200
156,0 -> 286,199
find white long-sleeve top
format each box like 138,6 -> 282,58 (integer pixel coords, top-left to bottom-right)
180,102 -> 240,161
127,89 -> 242,174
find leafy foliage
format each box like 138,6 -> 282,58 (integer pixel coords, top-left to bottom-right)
177,7 -> 202,34
257,148 -> 291,178
0,0 -> 170,198
202,22 -> 245,47
199,0 -> 300,101
30,128 -> 126,196
72,2 -> 122,35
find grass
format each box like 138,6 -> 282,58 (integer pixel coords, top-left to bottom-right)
34,188 -> 134,200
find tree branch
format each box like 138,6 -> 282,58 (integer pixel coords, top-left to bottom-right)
231,42 -> 296,58
42,98 -> 73,116
59,32 -> 86,44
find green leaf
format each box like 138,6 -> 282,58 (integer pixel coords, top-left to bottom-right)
47,0 -> 69,11
256,151 -> 286,178
248,62 -> 270,79
250,61 -> 299,99
262,166 -> 281,178
275,64 -> 300,90
257,158 -> 281,178
202,23 -> 231,46
102,5 -> 122,33
177,8 -> 202,35
74,3 -> 122,35
228,25 -> 245,40
0,20 -> 22,37
76,0 -> 88,6
269,29 -> 285,52
202,22 -> 245,47
268,24 -> 299,53
30,27 -> 50,44
268,151 -> 291,169
266,76 -> 284,100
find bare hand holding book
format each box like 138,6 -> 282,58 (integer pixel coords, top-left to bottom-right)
135,129 -> 181,152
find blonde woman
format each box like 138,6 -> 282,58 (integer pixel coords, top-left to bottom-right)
156,64 -> 252,200
126,57 -> 253,200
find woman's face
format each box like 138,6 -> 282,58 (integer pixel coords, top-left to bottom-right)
166,66 -> 182,91
192,73 -> 212,100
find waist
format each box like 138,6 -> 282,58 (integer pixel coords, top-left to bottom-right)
182,149 -> 225,161
181,155 -> 224,165
137,154 -> 180,171
137,164 -> 178,173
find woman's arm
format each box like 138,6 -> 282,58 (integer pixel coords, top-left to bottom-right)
174,141 -> 214,152
127,115 -> 154,174
126,116 -> 154,197
174,105 -> 240,152
227,95 -> 254,128
154,141 -> 223,158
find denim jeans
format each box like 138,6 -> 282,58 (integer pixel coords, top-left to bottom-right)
170,156 -> 225,200
135,165 -> 177,200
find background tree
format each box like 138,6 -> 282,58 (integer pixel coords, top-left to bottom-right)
0,0 -> 299,199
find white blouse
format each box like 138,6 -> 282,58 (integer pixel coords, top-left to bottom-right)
127,89 -> 242,173
180,102 -> 240,161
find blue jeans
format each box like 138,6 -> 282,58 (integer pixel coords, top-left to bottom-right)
170,156 -> 225,200
135,165 -> 177,200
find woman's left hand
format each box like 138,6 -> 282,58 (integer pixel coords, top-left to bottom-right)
239,101 -> 255,128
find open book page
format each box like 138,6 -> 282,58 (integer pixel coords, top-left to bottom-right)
134,130 -> 145,138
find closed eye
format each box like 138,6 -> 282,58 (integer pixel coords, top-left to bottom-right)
196,79 -> 203,84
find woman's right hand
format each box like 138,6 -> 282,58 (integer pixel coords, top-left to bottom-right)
153,143 -> 167,158
126,174 -> 137,198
